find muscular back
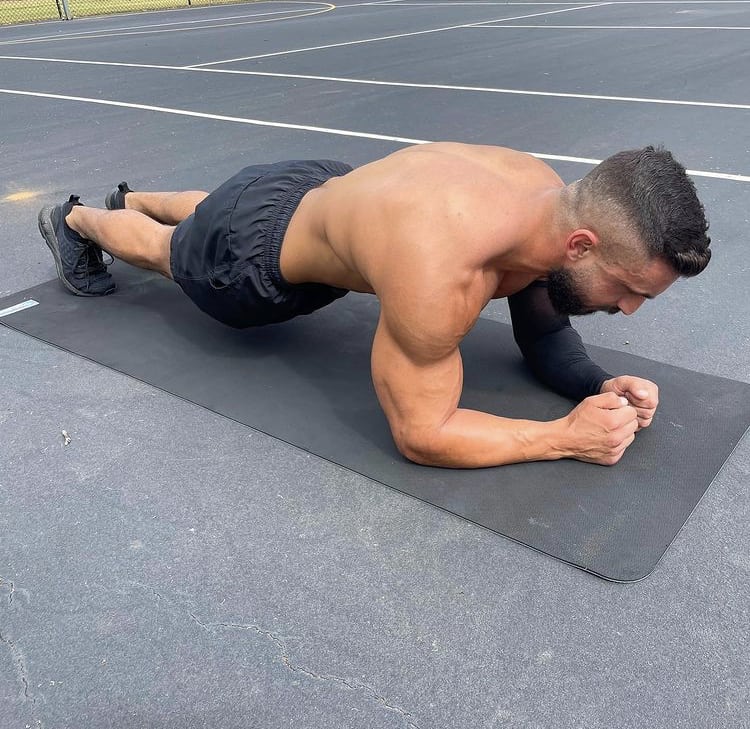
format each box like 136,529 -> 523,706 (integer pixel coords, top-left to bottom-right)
281,142 -> 565,312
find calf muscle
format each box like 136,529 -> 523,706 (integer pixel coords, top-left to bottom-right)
67,207 -> 174,278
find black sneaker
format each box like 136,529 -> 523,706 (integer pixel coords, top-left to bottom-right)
105,181 -> 133,211
37,195 -> 116,297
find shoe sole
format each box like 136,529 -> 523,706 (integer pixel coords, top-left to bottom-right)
104,188 -> 118,211
37,205 -> 104,297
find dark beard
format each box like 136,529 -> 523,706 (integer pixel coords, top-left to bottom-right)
546,268 -> 592,316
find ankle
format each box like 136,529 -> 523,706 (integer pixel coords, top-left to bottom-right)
65,206 -> 87,238
123,192 -> 139,212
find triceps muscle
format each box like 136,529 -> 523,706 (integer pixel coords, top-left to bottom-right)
370,312 -> 463,448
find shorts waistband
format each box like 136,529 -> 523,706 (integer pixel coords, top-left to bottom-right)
264,174 -> 332,289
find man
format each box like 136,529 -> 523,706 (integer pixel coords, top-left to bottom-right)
37,143 -> 711,469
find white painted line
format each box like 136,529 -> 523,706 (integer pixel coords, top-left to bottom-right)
346,0 -> 750,4
1,87 -> 748,183
474,23 -> 750,27
360,1 -> 750,3
186,2 -> 609,66
351,1 -> 581,4
4,1 -> 744,45
4,0 -> 305,29
361,1 -> 750,3
3,54 -> 749,112
0,3 -> 334,47
363,2 -> 577,4
465,2 -> 610,24
0,87 -> 432,142
1,4 -> 324,44
0,300 -> 39,318
344,0 -> 407,5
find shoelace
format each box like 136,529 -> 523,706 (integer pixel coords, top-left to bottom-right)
64,195 -> 114,284
73,245 -> 114,279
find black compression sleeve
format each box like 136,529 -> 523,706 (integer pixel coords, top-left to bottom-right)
508,281 -> 613,402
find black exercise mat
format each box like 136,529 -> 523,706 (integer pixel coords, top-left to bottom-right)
3,265 -> 749,581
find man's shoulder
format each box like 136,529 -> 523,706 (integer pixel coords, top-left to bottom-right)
345,143 -> 561,204
411,142 -> 561,178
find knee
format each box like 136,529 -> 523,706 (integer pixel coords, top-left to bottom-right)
154,226 -> 174,278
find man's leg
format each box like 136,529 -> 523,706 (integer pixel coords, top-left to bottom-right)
66,207 -> 174,279
111,187 -> 208,225
40,187 -> 210,297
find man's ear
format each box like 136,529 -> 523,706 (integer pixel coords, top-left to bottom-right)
565,229 -> 599,261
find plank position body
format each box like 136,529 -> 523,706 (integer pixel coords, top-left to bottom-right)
38,143 -> 711,468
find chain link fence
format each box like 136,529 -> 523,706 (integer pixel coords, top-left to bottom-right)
1,0 -> 260,26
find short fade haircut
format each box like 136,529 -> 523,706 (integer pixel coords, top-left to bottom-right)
574,146 -> 711,276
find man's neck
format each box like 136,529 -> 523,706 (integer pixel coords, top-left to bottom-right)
504,186 -> 570,275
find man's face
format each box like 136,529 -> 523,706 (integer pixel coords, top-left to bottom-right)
548,255 -> 678,317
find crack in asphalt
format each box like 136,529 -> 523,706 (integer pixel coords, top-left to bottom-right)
205,618 -> 420,729
0,628 -> 34,705
135,583 -> 420,729
0,578 -> 43,725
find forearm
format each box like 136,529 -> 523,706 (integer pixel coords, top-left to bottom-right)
402,408 -> 572,468
521,328 -> 611,401
509,282 -> 611,401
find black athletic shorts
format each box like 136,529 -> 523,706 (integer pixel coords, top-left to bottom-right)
170,159 -> 353,328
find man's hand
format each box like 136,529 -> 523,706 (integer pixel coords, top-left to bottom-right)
600,376 -> 659,430
561,392 -> 639,466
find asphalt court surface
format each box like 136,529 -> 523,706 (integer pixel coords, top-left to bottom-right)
1,2 -> 749,728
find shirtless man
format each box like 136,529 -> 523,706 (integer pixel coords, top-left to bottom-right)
37,143 -> 711,468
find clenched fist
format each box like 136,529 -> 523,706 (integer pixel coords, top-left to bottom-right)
562,391 -> 639,466
600,375 -> 659,430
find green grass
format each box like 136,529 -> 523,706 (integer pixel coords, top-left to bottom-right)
0,0 -> 259,25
